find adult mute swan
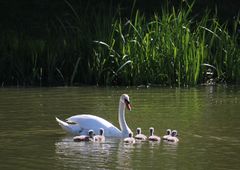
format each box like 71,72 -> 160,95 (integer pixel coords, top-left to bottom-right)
56,94 -> 132,138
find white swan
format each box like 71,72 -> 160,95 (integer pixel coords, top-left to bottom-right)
56,94 -> 132,138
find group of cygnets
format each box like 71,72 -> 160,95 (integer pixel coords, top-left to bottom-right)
73,127 -> 179,144
123,127 -> 179,144
73,128 -> 105,142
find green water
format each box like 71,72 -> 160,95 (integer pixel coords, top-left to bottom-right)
0,86 -> 239,170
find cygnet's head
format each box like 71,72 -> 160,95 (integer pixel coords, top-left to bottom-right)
136,127 -> 142,134
149,127 -> 154,135
88,129 -> 95,138
166,129 -> 171,135
128,132 -> 133,137
171,130 -> 178,137
99,128 -> 104,136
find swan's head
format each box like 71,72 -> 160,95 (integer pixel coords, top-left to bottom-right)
120,94 -> 131,111
166,129 -> 171,135
136,127 -> 141,134
171,130 -> 178,137
149,127 -> 154,135
99,128 -> 104,136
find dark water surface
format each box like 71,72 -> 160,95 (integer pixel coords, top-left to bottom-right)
0,86 -> 239,170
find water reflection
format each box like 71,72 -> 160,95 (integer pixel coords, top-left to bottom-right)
55,136 -> 165,169
1,86 -> 240,170
55,136 -> 113,169
116,140 -> 136,169
162,140 -> 178,153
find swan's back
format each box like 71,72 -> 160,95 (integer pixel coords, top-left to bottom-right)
67,114 -> 122,137
68,115 -> 114,127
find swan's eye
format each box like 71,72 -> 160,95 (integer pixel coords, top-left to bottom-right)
124,99 -> 130,104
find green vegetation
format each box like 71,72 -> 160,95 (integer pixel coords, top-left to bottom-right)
0,1 -> 239,86
95,3 -> 240,86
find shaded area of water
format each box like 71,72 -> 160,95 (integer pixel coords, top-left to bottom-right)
0,86 -> 240,170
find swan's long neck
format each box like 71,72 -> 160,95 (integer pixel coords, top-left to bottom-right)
118,101 -> 131,136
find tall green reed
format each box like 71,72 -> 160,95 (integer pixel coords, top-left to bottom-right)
94,2 -> 240,86
0,1 -> 239,86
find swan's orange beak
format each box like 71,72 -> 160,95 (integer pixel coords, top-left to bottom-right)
124,99 -> 131,111
126,103 -> 131,111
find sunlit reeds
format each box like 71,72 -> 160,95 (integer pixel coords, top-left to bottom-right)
94,2 -> 240,86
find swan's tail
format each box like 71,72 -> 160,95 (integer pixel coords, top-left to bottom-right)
56,117 -> 68,126
56,117 -> 79,135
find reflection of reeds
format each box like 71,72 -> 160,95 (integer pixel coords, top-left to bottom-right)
0,1 -> 239,86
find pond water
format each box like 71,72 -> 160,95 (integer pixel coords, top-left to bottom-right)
0,86 -> 240,170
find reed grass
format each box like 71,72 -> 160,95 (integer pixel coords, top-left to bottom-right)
94,2 -> 240,86
0,1 -> 239,86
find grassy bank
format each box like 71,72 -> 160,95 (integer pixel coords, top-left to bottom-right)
0,1 -> 239,86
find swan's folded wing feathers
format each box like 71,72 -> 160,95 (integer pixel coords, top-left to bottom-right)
66,114 -> 122,136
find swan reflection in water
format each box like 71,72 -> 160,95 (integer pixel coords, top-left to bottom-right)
55,137 -> 142,168
55,136 -> 113,169
55,134 -> 177,169
55,136 -> 139,169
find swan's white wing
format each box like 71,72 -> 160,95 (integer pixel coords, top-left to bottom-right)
66,114 -> 122,137
56,117 -> 81,135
